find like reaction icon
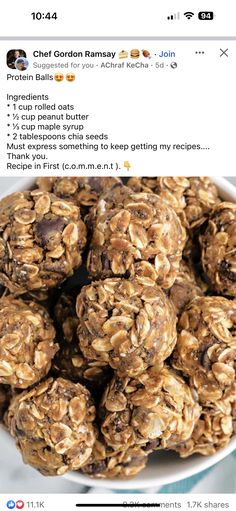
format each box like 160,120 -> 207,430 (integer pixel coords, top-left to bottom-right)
7,501 -> 15,510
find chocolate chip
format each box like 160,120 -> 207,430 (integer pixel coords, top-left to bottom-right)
101,253 -> 110,271
84,461 -> 107,474
219,261 -> 236,282
34,217 -> 65,246
87,178 -> 103,193
200,350 -> 211,370
143,439 -> 160,451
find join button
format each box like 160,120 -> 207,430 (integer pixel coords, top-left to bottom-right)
158,50 -> 176,57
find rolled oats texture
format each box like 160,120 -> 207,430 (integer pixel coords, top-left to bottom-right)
53,292 -> 112,392
81,438 -> 148,479
100,365 -> 201,452
183,177 -> 220,229
127,177 -> 189,218
76,277 -> 177,378
36,177 -> 122,215
174,385 -> 236,456
87,186 -> 186,288
0,190 -> 87,294
172,296 -> 236,404
0,285 -> 55,314
127,177 -> 220,230
6,377 -> 97,476
201,202 -> 236,296
168,260 -> 203,316
0,296 -> 58,388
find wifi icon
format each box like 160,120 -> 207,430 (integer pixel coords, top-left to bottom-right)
184,11 -> 194,19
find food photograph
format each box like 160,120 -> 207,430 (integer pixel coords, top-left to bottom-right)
0,176 -> 235,494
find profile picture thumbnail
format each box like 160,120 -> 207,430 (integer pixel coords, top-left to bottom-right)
15,57 -> 29,71
6,49 -> 27,70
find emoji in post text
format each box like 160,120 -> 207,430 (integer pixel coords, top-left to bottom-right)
124,161 -> 131,170
130,49 -> 140,59
66,73 -> 76,82
142,50 -> 151,58
54,73 -> 64,82
119,50 -> 128,59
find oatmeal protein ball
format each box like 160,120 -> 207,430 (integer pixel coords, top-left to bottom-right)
81,438 -> 148,479
172,296 -> 236,404
127,177 -> 189,218
53,292 -> 112,392
200,202 -> 236,296
87,186 -> 186,288
127,177 -> 220,230
183,177 -> 220,229
0,190 -> 87,294
0,296 -> 57,388
76,277 -> 177,378
168,260 -> 203,316
36,177 -> 122,215
173,384 -> 236,457
99,365 -> 201,452
6,377 -> 97,475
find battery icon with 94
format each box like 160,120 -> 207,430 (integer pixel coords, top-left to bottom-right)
198,11 -> 214,20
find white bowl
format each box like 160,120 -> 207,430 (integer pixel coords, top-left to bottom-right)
0,176 -> 235,490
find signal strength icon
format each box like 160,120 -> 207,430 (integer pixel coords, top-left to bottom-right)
167,12 -> 180,20
184,11 -> 194,19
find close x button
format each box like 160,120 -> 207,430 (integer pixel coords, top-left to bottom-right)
220,48 -> 229,57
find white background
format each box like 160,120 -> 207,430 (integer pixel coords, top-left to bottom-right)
1,40 -> 236,175
0,0 -> 235,37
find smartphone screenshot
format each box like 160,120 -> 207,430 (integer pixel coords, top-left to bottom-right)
0,1 -> 235,510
